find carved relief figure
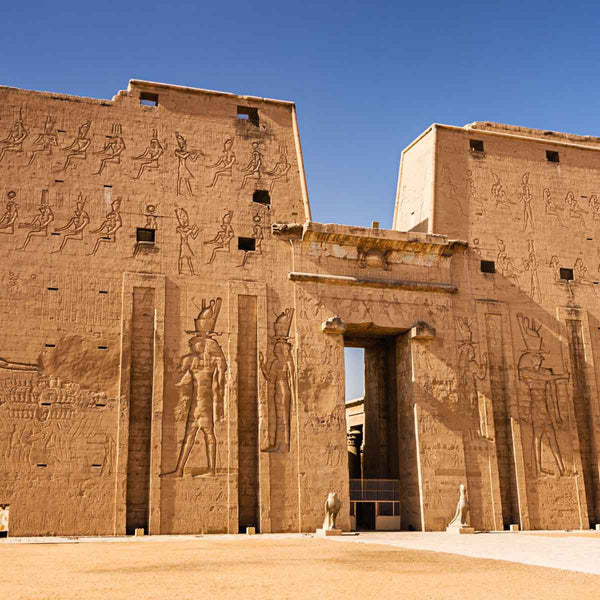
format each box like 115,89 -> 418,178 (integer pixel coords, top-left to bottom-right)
94,123 -> 126,175
440,166 -> 466,216
88,197 -> 122,256
466,170 -> 485,215
161,298 -> 227,477
543,188 -> 566,228
496,238 -> 520,282
175,206 -> 199,275
565,191 -> 588,229
238,210 -> 264,267
517,313 -> 568,477
456,317 -> 489,440
357,246 -> 392,270
207,138 -> 235,188
589,195 -> 600,220
0,109 -> 28,164
133,130 -> 163,179
17,190 -> 54,250
259,308 -> 296,452
27,116 -> 59,167
0,191 -> 18,234
61,121 -> 92,171
52,193 -> 89,253
490,173 -> 513,207
519,172 -> 534,232
204,210 -> 234,264
574,257 -> 597,295
175,132 -> 199,196
240,141 -> 263,189
523,240 -> 541,303
265,143 -> 291,191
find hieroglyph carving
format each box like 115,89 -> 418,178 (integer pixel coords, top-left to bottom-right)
207,138 -> 235,188
496,239 -> 521,283
17,190 -> 53,250
0,109 -> 28,164
517,313 -> 568,477
175,206 -> 200,275
490,173 -> 514,207
52,193 -> 90,254
175,132 -> 199,196
259,308 -> 296,452
519,172 -> 534,232
88,197 -> 122,256
94,123 -> 126,175
27,116 -> 59,167
133,129 -> 163,179
523,240 -> 541,303
61,121 -> 92,171
240,141 -> 263,189
265,143 -> 291,191
204,210 -> 234,264
161,298 -> 227,478
0,191 -> 18,234
544,188 -> 566,228
455,317 -> 489,440
565,191 -> 589,230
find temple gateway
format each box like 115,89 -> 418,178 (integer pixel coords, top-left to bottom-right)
0,80 -> 599,536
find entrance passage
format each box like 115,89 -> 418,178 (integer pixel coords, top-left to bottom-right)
126,287 -> 155,535
344,329 -> 415,531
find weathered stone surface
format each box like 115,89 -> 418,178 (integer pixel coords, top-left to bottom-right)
0,82 -> 599,537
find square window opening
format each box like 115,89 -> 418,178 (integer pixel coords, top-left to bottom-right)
238,237 -> 256,252
470,139 -> 484,153
140,92 -> 159,107
378,502 -> 394,516
136,228 -> 155,243
237,106 -> 259,127
560,268 -> 574,281
480,260 -> 496,274
253,190 -> 271,206
546,150 -> 560,163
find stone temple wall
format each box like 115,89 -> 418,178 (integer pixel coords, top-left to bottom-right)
1,79 -> 599,535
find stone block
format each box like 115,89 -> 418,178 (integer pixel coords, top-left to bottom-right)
246,527 -> 256,535
446,526 -> 475,535
316,528 -> 343,537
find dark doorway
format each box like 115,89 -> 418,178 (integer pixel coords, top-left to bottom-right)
356,502 -> 376,530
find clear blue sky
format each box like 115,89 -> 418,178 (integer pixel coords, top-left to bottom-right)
3,0 -> 597,400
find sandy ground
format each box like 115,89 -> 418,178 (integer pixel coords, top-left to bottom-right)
2,535 -> 600,600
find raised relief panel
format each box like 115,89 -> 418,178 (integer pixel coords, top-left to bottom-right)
0,109 -> 28,165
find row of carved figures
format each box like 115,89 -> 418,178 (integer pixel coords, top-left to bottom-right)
0,190 -> 265,268
0,111 -> 291,195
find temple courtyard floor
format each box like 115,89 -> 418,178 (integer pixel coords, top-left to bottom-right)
2,531 -> 599,599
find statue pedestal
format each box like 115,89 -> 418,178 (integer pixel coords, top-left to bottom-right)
316,528 -> 343,537
446,526 -> 475,534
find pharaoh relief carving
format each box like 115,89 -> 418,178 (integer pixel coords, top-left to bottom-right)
0,109 -> 28,164
94,123 -> 126,175
17,190 -> 54,251
175,205 -> 200,275
204,210 -> 234,264
259,309 -> 296,453
133,129 -> 163,179
52,193 -> 90,254
61,121 -> 92,171
519,172 -> 534,233
265,143 -> 291,191
240,141 -> 263,189
207,138 -> 235,188
516,313 -> 568,477
543,188 -> 566,228
490,173 -> 514,207
523,240 -> 541,303
496,238 -> 520,283
455,317 -> 489,441
88,197 -> 122,256
161,298 -> 227,478
174,132 -> 199,196
0,191 -> 18,235
357,246 -> 392,270
27,116 -> 59,168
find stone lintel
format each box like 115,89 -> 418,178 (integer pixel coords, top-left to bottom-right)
298,221 -> 467,256
321,316 -> 347,335
289,272 -> 457,294
409,321 -> 436,340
